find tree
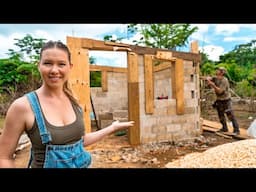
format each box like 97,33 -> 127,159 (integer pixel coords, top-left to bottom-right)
127,24 -> 198,49
103,24 -> 198,50
0,34 -> 46,96
10,34 -> 46,63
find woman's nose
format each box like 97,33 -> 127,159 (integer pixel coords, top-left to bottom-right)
50,65 -> 59,73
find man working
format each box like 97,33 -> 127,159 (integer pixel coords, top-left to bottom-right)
206,67 -> 240,135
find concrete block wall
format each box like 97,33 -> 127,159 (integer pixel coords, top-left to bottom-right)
138,55 -> 201,144
90,71 -> 128,121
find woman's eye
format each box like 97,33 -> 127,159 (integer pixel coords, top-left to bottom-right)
59,63 -> 66,67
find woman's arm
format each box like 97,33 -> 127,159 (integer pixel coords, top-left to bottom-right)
0,98 -> 29,168
83,120 -> 134,147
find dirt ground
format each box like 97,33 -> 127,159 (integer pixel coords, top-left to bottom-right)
13,131 -> 236,168
13,104 -> 255,168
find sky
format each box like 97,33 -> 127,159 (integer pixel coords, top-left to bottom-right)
1,24 -> 256,67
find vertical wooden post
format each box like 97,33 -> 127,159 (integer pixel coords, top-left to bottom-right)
67,37 -> 91,133
175,58 -> 184,115
101,70 -> 108,92
144,55 -> 154,114
190,41 -> 199,54
127,52 -> 140,145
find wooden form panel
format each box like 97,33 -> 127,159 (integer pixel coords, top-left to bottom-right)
67,37 -> 91,133
144,55 -> 154,114
190,41 -> 199,54
175,58 -> 184,115
89,64 -> 127,73
153,62 -> 172,72
127,52 -> 140,145
101,70 -> 108,92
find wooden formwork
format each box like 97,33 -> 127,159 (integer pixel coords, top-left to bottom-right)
66,36 -> 201,145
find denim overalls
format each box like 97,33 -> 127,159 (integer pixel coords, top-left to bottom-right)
26,91 -> 91,168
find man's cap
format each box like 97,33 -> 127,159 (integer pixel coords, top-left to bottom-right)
217,66 -> 227,74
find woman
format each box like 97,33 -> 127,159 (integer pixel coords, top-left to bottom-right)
0,40 -> 134,168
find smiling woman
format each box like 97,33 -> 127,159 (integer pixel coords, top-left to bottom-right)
0,40 -> 134,168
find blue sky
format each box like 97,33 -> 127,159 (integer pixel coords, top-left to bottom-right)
1,24 -> 256,66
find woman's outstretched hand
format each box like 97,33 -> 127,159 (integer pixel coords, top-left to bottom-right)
111,120 -> 135,132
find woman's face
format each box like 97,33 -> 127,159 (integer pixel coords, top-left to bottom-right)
38,48 -> 73,89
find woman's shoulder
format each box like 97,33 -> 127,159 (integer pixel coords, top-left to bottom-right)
9,94 -> 31,112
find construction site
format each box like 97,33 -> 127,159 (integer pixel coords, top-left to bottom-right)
2,37 -> 256,168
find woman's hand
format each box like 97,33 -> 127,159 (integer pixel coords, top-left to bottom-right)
111,120 -> 135,132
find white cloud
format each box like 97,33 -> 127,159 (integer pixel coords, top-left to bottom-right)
223,36 -> 253,42
67,24 -> 127,39
214,24 -> 240,36
0,32 -> 28,58
200,45 -> 225,61
89,50 -> 127,67
190,24 -> 211,45
121,32 -> 144,45
237,24 -> 256,31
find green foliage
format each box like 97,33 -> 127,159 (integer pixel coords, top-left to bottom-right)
13,34 -> 46,62
128,24 -> 198,49
103,35 -> 125,43
90,71 -> 101,87
89,56 -> 96,64
0,34 -> 44,95
200,62 -> 216,76
235,80 -> 256,97
220,39 -> 256,69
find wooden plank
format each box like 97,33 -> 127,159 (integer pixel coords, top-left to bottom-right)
233,134 -> 252,140
203,119 -> 222,129
203,119 -> 249,138
101,70 -> 108,92
127,52 -> 138,83
66,36 -> 82,49
67,37 -> 91,133
127,52 -> 140,145
190,41 -> 199,53
155,51 -> 176,61
175,58 -> 184,115
68,36 -> 201,63
153,62 -> 172,72
128,83 -> 140,146
80,37 -> 131,51
171,62 -> 176,99
215,132 -> 233,139
104,41 -> 130,47
202,125 -> 219,132
89,64 -> 127,73
69,36 -> 201,63
144,55 -> 154,114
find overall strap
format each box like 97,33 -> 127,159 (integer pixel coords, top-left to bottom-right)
26,91 -> 52,144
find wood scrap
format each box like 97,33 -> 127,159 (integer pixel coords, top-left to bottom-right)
202,118 -> 249,139
215,132 -> 233,139
202,125 -> 218,132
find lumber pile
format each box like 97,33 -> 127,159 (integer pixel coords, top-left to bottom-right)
201,118 -> 252,139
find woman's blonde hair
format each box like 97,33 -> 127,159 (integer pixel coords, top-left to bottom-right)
40,40 -> 80,107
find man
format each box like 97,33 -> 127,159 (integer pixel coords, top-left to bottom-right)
206,67 -> 240,135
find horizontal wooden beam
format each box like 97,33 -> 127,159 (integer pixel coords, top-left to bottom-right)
67,36 -> 201,63
153,62 -> 172,72
89,65 -> 127,73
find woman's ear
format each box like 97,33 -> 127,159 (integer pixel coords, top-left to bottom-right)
70,63 -> 74,69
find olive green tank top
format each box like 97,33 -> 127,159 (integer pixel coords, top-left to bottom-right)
25,95 -> 85,168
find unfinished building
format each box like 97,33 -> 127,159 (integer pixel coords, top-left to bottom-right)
67,36 -> 201,145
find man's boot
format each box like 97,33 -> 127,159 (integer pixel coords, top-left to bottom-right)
218,121 -> 228,132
